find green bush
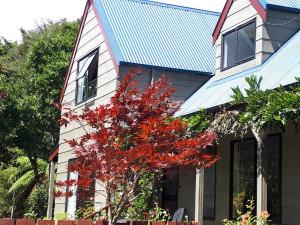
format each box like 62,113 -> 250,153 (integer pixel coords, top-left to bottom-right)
25,184 -> 48,219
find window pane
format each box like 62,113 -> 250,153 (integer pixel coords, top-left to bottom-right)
87,53 -> 98,82
232,139 -> 256,218
87,53 -> 98,98
76,76 -> 86,103
76,174 -> 95,213
78,57 -> 89,74
204,165 -> 216,219
76,51 -> 98,103
237,22 -> 256,62
267,135 -> 281,224
223,31 -> 236,69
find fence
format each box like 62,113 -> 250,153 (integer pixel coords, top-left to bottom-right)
0,219 -> 200,225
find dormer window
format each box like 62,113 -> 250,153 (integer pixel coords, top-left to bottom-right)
76,50 -> 99,104
222,20 -> 256,70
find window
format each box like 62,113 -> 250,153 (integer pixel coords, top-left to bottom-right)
65,160 -> 78,219
76,50 -> 99,104
230,136 -> 282,222
267,134 -> 281,224
230,139 -> 257,218
162,167 -> 178,215
204,165 -> 216,219
222,21 -> 256,70
65,159 -> 95,219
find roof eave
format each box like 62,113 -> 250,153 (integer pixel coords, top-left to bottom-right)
119,61 -> 214,77
266,4 -> 300,13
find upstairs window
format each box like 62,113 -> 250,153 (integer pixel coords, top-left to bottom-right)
76,50 -> 99,104
222,21 -> 256,70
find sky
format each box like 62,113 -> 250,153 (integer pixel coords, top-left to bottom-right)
0,0 -> 226,42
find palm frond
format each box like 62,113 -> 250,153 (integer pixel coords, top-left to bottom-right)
8,170 -> 35,196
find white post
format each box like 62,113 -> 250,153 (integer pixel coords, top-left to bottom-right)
195,168 -> 204,224
47,161 -> 56,219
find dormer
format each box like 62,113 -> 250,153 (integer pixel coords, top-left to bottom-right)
213,0 -> 300,78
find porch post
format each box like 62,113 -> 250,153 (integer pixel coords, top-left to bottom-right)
256,142 -> 268,217
195,168 -> 204,224
47,160 -> 56,219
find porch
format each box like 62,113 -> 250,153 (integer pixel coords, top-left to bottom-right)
176,125 -> 300,224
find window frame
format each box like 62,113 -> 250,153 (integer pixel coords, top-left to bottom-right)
75,49 -> 99,105
229,137 -> 257,219
221,19 -> 257,71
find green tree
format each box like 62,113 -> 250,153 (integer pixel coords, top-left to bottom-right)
0,19 -> 79,183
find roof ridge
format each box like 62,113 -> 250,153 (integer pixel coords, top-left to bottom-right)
124,0 -> 220,15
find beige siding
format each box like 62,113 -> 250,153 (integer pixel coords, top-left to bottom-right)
55,4 -> 117,216
281,126 -> 300,224
262,9 -> 300,62
119,65 -> 209,102
178,168 -> 196,220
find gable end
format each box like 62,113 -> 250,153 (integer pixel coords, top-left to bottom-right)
213,0 -> 266,44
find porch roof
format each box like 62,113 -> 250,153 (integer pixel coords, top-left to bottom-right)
176,29 -> 300,117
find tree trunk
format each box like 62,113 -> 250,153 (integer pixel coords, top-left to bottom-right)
28,155 -> 40,185
252,129 -> 268,217
106,184 -> 113,224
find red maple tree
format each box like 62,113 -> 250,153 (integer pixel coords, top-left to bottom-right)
56,68 -> 218,222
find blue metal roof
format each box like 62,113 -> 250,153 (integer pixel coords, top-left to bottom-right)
176,28 -> 300,117
92,0 -> 219,74
259,0 -> 300,11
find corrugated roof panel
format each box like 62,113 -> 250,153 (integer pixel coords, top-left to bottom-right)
176,28 -> 300,117
94,0 -> 219,74
266,0 -> 300,10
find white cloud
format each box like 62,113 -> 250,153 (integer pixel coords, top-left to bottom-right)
0,0 -> 225,42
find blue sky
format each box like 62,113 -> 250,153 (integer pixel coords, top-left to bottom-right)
0,0 -> 226,42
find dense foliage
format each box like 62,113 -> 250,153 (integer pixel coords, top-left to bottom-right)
0,19 -> 79,218
0,156 -> 48,218
210,75 -> 300,137
56,69 -> 218,223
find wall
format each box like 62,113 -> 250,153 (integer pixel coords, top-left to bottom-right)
281,125 -> 300,224
263,9 -> 300,62
119,65 -> 210,102
55,3 -> 117,216
178,168 -> 196,220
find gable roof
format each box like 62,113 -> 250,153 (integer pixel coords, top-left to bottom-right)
91,0 -> 219,74
177,28 -> 300,117
213,0 -> 300,44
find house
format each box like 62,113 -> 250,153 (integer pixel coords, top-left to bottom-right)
48,0 -> 300,224
47,0 -> 219,220
177,0 -> 300,224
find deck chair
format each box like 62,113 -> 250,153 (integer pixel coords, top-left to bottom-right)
172,208 -> 184,222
